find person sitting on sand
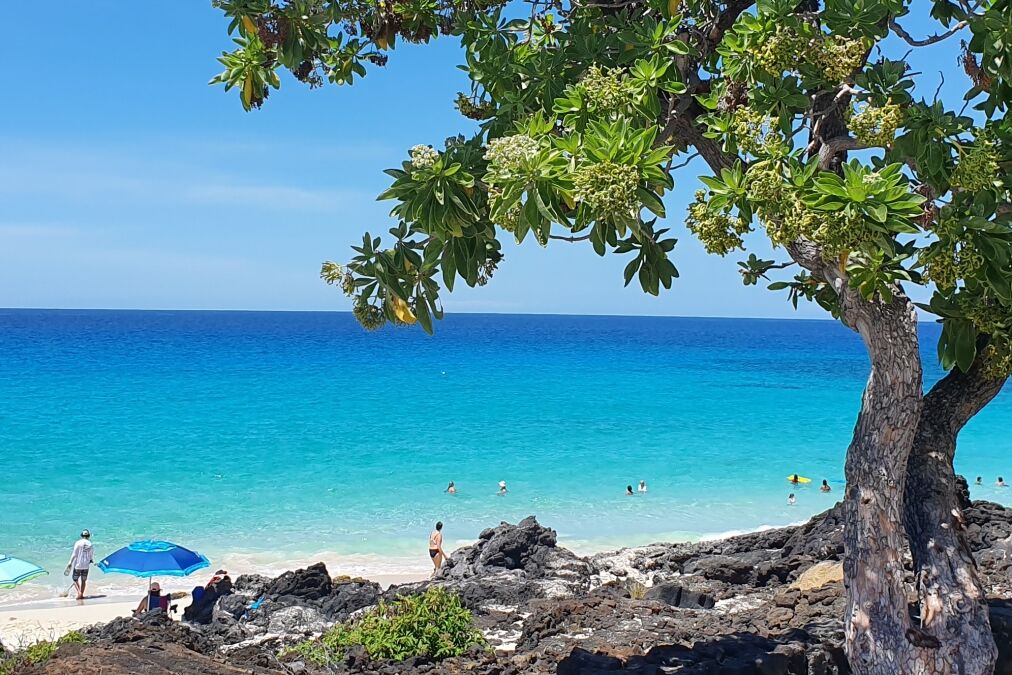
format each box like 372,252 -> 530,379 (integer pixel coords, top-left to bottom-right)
976,476 -> 983,485
446,481 -> 456,494
998,476 -> 1008,488
498,480 -> 508,496
788,493 -> 796,505
821,480 -> 831,493
428,521 -> 446,576
638,480 -> 648,493
65,529 -> 93,600
626,485 -> 634,496
134,582 -> 163,616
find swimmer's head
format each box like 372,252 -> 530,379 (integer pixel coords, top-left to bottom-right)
436,521 -> 443,531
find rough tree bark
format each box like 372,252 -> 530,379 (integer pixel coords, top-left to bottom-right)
902,346 -> 1008,674
786,240 -> 936,674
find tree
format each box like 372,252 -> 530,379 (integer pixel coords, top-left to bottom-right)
209,0 -> 1011,671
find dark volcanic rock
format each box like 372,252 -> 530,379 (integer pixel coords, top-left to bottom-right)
643,583 -> 715,609
82,609 -> 214,655
395,516 -> 596,608
266,561 -> 332,601
22,641 -> 281,675
320,578 -> 382,620
992,600 -> 1012,675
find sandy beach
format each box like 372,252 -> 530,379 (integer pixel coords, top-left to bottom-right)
0,571 -> 429,648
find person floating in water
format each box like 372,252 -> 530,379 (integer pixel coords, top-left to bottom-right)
445,481 -> 456,494
821,480 -> 831,493
976,476 -> 983,485
790,474 -> 801,485
626,485 -> 634,496
997,476 -> 1008,488
788,493 -> 796,506
498,480 -> 508,496
638,480 -> 648,493
428,521 -> 446,576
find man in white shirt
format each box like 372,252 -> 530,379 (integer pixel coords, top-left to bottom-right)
66,529 -> 94,600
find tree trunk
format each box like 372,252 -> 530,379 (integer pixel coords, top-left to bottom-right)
902,351 -> 1007,674
840,294 -> 929,674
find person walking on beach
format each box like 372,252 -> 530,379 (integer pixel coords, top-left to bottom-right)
428,522 -> 446,576
446,481 -> 456,494
820,480 -> 831,493
498,480 -> 508,496
638,480 -> 648,493
66,529 -> 94,600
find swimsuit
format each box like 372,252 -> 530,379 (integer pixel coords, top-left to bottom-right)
429,549 -> 438,558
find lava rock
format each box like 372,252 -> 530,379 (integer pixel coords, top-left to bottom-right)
265,562 -> 332,601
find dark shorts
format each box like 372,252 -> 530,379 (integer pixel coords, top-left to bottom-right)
72,568 -> 89,581
428,549 -> 439,559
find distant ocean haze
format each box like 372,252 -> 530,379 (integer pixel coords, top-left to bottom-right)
1,309 -> 1009,602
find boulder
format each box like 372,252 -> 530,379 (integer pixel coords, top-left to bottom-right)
790,561 -> 843,591
22,641 -> 281,675
265,562 -> 332,601
319,578 -> 382,621
643,583 -> 715,609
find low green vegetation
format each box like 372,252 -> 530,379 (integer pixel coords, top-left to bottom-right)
0,631 -> 86,675
282,587 -> 485,666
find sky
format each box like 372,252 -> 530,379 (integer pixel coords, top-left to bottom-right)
0,1 -> 967,317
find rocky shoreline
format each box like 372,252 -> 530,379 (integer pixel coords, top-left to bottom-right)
14,494 -> 1012,674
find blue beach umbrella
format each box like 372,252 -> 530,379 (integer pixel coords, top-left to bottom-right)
98,540 -> 209,578
0,554 -> 48,589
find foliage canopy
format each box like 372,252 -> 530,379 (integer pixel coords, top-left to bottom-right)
212,0 -> 1012,376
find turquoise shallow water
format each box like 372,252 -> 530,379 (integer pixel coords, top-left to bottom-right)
1,310 -> 1009,602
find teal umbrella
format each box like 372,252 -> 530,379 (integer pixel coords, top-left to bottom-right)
0,554 -> 48,589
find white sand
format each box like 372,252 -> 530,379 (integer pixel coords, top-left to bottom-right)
0,572 -> 429,648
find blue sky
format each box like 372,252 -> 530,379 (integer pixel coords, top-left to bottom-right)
0,1 -> 965,317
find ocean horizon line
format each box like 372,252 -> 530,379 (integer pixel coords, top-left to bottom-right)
0,306 -> 939,325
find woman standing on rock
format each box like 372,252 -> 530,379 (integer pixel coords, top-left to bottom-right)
428,521 -> 446,576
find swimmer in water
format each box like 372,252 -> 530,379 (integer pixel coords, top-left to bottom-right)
638,480 -> 647,493
788,493 -> 796,506
428,521 -> 446,576
790,474 -> 801,485
820,480 -> 831,493
446,481 -> 456,494
976,476 -> 983,485
626,485 -> 634,496
998,477 -> 1008,488
498,480 -> 508,496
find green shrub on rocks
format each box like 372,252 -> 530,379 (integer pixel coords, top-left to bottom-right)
0,631 -> 86,675
282,586 -> 485,666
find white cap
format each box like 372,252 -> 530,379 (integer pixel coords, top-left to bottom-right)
498,481 -> 506,488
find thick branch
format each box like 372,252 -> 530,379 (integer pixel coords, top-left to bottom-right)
922,337 -> 1008,434
548,233 -> 592,242
817,135 -> 867,170
889,17 -> 967,46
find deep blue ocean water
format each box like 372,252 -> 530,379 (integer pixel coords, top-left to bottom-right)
1,310 -> 1009,601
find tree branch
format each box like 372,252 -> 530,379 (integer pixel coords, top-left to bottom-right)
922,336 -> 1008,434
548,233 -> 592,242
889,18 -> 967,47
817,135 -> 868,170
